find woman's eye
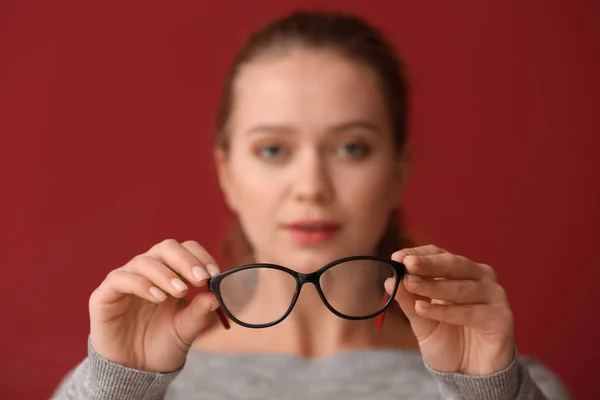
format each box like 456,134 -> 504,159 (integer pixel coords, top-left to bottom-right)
339,142 -> 369,157
257,144 -> 286,159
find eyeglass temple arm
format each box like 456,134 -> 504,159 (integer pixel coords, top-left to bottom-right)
374,292 -> 390,331
207,276 -> 231,330
215,307 -> 231,329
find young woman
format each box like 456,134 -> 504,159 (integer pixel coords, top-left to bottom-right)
53,10 -> 570,400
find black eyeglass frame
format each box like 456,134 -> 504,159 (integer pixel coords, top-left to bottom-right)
207,255 -> 406,329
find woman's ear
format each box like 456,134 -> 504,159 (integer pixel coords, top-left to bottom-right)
214,147 -> 238,213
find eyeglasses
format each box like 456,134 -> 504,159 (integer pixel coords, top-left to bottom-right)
208,255 -> 406,330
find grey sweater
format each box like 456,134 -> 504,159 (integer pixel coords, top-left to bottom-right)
52,339 -> 570,400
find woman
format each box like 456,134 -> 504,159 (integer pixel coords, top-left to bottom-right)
53,10 -> 570,399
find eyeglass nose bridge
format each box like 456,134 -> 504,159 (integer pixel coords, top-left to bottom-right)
296,270 -> 320,286
291,265 -> 391,331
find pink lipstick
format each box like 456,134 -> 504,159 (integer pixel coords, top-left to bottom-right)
285,220 -> 341,244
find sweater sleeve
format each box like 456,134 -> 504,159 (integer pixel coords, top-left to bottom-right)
51,338 -> 182,400
426,353 -> 571,400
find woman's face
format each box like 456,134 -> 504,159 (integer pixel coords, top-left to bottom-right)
217,48 -> 409,272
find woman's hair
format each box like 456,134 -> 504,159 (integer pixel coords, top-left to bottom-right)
215,10 -> 415,267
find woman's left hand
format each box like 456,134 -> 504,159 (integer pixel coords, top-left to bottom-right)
386,245 -> 516,376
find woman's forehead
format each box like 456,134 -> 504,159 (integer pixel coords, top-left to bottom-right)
228,49 -> 389,135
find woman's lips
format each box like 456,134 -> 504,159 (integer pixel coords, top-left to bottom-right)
285,220 -> 341,244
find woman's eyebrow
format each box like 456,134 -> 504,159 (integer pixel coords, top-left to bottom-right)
329,120 -> 381,135
245,120 -> 381,136
245,124 -> 296,136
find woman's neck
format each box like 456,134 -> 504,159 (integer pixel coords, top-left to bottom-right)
194,303 -> 418,358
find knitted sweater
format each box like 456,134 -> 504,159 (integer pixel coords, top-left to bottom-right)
52,339 -> 570,399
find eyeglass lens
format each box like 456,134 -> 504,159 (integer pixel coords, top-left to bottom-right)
218,259 -> 398,326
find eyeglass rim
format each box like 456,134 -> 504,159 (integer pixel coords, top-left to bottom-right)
207,255 -> 406,329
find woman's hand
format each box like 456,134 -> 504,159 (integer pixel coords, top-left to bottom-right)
386,245 -> 515,376
89,239 -> 221,373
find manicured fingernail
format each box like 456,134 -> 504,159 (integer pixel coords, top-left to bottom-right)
210,302 -> 220,311
416,300 -> 431,308
384,278 -> 395,292
405,255 -> 421,265
170,278 -> 187,292
407,274 -> 422,282
149,287 -> 167,301
205,263 -> 220,277
192,266 -> 209,282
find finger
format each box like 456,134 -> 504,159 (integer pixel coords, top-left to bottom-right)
174,292 -> 220,347
92,269 -> 168,306
403,275 -> 507,305
125,255 -> 189,299
385,278 -> 439,341
413,301 -> 513,332
146,239 -> 212,286
402,253 -> 495,281
392,244 -> 446,263
180,240 -> 221,277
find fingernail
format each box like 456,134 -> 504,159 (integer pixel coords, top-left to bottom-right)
405,255 -> 421,265
416,300 -> 431,308
170,278 -> 188,292
210,302 -> 220,311
192,266 -> 209,282
205,263 -> 220,277
407,274 -> 422,282
384,278 -> 395,292
149,287 -> 167,301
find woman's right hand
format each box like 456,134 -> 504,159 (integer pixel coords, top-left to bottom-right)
88,239 -> 221,373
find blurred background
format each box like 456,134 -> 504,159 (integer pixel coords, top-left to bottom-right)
1,0 -> 599,398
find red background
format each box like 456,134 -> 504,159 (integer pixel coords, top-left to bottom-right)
2,0 -> 599,398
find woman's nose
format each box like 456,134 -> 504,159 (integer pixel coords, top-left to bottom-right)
291,151 -> 334,204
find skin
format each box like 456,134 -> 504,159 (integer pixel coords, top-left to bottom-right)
88,47 -> 515,377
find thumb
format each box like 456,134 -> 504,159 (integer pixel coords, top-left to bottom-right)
173,292 -> 219,346
385,278 -> 438,341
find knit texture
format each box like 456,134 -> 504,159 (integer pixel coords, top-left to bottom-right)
52,339 -> 570,399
